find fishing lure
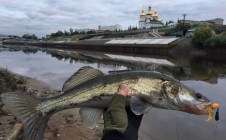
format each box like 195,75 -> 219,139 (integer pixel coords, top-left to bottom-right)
204,103 -> 219,122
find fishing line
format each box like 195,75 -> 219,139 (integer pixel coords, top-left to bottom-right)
213,121 -> 219,140
213,108 -> 219,140
176,124 -> 179,140
175,115 -> 179,140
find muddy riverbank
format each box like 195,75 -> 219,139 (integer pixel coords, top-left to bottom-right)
0,69 -> 103,140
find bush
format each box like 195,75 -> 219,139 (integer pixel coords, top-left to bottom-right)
192,26 -> 212,46
204,36 -> 226,48
211,25 -> 226,34
175,23 -> 191,31
221,31 -> 226,37
22,34 -> 38,40
160,23 -> 191,35
51,30 -> 64,37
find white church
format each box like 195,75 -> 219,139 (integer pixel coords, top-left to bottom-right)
139,5 -> 164,29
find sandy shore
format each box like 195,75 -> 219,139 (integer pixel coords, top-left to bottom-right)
0,69 -> 103,140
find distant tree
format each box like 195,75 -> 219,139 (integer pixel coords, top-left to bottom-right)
132,27 -> 138,30
56,30 -> 64,36
69,28 -> 74,35
8,35 -> 19,38
33,34 -> 38,40
80,31 -> 85,34
104,30 -> 111,33
128,25 -> 132,31
22,34 -> 37,40
165,22 -> 168,26
175,23 -> 191,31
51,30 -> 64,37
87,30 -> 96,34
211,25 -> 226,34
192,26 -> 212,46
64,30 -> 69,36
221,31 -> 226,37
166,20 -> 174,26
75,31 -> 79,34
168,20 -> 174,24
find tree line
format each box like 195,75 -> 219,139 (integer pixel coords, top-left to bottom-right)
50,28 -> 102,37
193,26 -> 226,48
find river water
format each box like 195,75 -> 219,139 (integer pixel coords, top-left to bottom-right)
0,47 -> 225,140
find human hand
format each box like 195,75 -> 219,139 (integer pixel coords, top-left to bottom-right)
103,84 -> 128,137
117,84 -> 128,96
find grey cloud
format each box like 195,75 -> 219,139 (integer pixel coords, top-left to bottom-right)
0,0 -> 225,37
38,9 -> 60,17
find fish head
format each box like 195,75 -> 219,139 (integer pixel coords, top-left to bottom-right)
160,81 -> 211,115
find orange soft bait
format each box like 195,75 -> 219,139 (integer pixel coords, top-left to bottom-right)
204,103 -> 219,122
211,103 -> 219,109
205,105 -> 214,122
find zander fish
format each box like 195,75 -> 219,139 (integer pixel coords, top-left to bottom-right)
1,66 -> 212,140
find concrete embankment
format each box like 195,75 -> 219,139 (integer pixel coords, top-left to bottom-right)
3,38 -> 178,56
3,38 -> 226,60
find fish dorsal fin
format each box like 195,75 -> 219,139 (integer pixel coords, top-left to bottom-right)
130,96 -> 151,115
62,66 -> 104,92
79,107 -> 103,129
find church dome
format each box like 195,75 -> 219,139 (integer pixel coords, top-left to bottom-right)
140,9 -> 146,17
146,11 -> 152,15
153,11 -> 158,16
146,5 -> 152,15
153,11 -> 158,20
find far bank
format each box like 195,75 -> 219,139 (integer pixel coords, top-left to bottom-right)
2,37 -> 226,60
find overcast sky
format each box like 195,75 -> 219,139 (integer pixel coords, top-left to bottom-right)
0,0 -> 225,37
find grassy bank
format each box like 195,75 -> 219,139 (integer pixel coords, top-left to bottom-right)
0,69 -> 26,93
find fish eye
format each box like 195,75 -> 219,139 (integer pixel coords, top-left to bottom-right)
196,93 -> 203,99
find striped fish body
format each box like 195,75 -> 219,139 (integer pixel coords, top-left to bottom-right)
39,70 -> 167,113
1,66 -> 211,140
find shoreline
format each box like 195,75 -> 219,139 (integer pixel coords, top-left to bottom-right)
3,38 -> 226,60
0,69 -> 103,140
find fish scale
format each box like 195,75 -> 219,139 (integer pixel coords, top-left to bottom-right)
39,78 -> 163,113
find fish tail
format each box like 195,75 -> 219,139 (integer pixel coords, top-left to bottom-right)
1,92 -> 49,140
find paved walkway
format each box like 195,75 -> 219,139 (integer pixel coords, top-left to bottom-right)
105,38 -> 178,45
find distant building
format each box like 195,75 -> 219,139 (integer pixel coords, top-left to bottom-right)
0,34 -> 10,41
167,22 -> 178,28
75,29 -> 95,33
178,18 -> 224,26
139,5 -> 164,29
0,34 -> 7,38
98,24 -> 121,31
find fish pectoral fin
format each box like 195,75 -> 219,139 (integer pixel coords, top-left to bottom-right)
130,96 -> 151,115
79,107 -> 103,129
62,66 -> 104,92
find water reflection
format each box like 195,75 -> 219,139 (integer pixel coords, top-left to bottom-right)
44,49 -> 226,84
190,58 -> 226,83
0,50 -> 127,89
0,47 -> 226,140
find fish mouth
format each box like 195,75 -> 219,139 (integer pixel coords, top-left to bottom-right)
196,102 -> 212,115
179,102 -> 212,115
